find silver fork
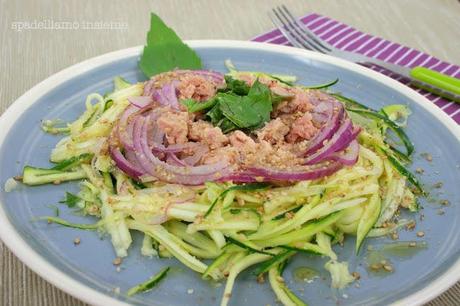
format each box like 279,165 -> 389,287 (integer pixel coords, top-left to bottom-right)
269,5 -> 460,103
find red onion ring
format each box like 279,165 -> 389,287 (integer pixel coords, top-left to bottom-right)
304,117 -> 359,165
128,96 -> 152,108
132,117 -> 231,185
306,101 -> 344,154
326,139 -> 360,166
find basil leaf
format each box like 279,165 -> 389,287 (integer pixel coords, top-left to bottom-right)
139,13 -> 202,77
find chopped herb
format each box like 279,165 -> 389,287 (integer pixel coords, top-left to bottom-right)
180,97 -> 218,113
218,93 -> 262,128
221,75 -> 250,95
127,267 -> 170,296
139,13 -> 202,78
205,79 -> 274,133
59,192 -> 82,208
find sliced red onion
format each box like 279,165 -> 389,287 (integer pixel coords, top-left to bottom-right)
152,82 -> 180,109
306,102 -> 344,154
182,145 -> 208,166
128,96 -> 152,108
166,153 -> 187,167
116,105 -> 139,150
246,161 -> 343,181
109,146 -> 145,178
326,139 -> 360,166
132,117 -> 231,185
218,172 -> 260,183
304,118 -> 357,165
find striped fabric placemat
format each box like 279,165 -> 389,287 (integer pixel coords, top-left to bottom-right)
252,13 -> 460,124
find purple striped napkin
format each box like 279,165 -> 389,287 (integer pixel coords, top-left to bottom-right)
252,13 -> 460,124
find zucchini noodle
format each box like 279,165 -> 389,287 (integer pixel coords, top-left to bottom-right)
21,74 -> 422,305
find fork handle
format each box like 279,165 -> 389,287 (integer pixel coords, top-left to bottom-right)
410,67 -> 460,97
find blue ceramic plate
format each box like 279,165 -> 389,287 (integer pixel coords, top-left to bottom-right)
0,41 -> 459,306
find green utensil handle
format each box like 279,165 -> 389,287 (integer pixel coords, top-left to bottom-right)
410,67 -> 460,95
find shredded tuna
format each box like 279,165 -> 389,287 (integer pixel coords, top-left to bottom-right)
257,118 -> 290,144
286,113 -> 318,143
177,75 -> 217,101
229,131 -> 256,150
202,146 -> 238,165
150,74 -> 328,171
157,111 -> 189,144
188,120 -> 228,149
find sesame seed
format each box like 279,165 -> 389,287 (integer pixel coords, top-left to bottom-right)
409,242 -> 417,247
112,257 -> 122,266
440,199 -> 449,206
416,231 -> 425,237
370,264 -> 381,271
73,237 -> 81,245
187,288 -> 194,294
352,272 -> 361,280
406,221 -> 416,231
383,264 -> 393,272
257,274 -> 265,284
421,153 -> 433,162
415,167 -> 424,174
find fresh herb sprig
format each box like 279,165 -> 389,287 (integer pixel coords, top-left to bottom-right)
139,13 -> 202,77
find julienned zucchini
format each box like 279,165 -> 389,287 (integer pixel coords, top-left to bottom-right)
22,166 -> 87,186
51,153 -> 93,171
268,265 -> 308,306
254,250 -> 295,275
227,236 -> 275,256
331,93 -> 376,111
346,107 -> 414,156
380,148 -> 425,195
302,78 -> 339,89
126,266 -> 170,296
204,182 -> 270,217
355,193 -> 381,253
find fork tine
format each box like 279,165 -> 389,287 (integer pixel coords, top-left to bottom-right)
270,8 -> 320,52
273,6 -> 326,53
268,10 -> 302,49
268,9 -> 312,50
279,5 -> 333,53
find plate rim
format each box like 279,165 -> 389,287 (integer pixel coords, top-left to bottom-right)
0,40 -> 459,306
